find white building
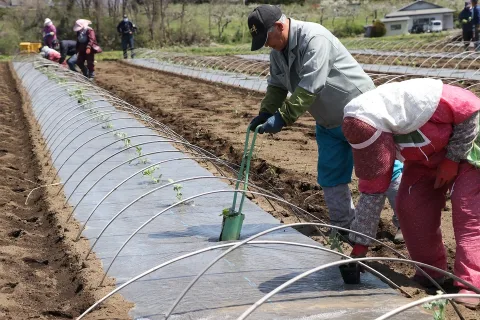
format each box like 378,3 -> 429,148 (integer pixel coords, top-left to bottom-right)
382,0 -> 454,36
380,17 -> 410,36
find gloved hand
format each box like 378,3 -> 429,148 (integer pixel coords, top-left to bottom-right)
462,19 -> 468,24
258,112 -> 285,134
86,47 -> 91,55
469,16 -> 473,21
350,244 -> 368,258
434,158 -> 459,189
49,32 -> 55,36
249,112 -> 271,131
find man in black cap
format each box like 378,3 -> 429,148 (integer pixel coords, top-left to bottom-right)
246,5 -> 406,255
117,14 -> 137,59
459,1 -> 473,50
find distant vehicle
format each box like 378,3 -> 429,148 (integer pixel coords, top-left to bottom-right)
411,24 -> 426,34
427,20 -> 443,32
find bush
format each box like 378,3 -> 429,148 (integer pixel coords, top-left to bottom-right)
371,19 -> 386,37
332,21 -> 365,38
0,29 -> 20,55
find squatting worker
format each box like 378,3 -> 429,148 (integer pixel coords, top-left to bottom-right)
56,40 -> 78,72
342,78 -> 480,309
246,5 -> 405,242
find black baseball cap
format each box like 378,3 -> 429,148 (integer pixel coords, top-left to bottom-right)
248,5 -> 282,51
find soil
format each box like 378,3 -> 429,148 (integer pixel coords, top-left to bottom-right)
0,62 -> 133,319
95,61 -> 479,319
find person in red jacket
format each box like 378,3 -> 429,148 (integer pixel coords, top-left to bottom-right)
40,46 -> 63,65
73,19 -> 102,79
342,78 -> 480,309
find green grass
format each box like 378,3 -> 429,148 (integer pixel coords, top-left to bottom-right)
158,44 -> 268,56
96,50 -> 123,61
0,55 -> 12,61
157,29 -> 458,57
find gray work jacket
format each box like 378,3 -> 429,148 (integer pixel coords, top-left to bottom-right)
268,19 -> 375,128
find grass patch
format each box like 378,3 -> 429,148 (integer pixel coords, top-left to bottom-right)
96,50 -> 123,61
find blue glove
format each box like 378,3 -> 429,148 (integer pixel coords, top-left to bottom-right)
258,112 -> 285,134
249,112 -> 271,131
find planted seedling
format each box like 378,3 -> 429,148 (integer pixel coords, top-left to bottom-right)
168,179 -> 183,201
142,165 -> 162,183
328,232 -> 344,254
98,113 -> 111,122
220,207 -> 241,217
102,122 -> 114,129
114,131 -> 127,139
422,291 -> 448,320
129,146 -> 148,164
123,137 -> 131,148
114,131 -> 131,148
328,232 -> 361,284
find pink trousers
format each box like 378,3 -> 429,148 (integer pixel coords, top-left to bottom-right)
396,161 -> 480,289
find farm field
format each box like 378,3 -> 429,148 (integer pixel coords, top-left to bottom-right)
95,60 -> 480,319
9,54 -> 444,320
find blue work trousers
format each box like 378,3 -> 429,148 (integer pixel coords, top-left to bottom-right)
315,124 -> 403,187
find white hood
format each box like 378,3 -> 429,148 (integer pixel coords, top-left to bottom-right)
344,78 -> 443,135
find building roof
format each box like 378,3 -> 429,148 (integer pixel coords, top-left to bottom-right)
386,0 -> 454,18
386,7 -> 454,18
397,0 -> 442,11
381,17 -> 410,23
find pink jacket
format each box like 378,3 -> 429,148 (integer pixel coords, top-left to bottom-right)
358,84 -> 480,194
43,24 -> 57,48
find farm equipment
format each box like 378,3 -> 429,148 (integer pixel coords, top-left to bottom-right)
219,125 -> 260,241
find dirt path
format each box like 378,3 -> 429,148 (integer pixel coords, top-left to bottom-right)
0,62 -> 132,319
95,61 -> 478,319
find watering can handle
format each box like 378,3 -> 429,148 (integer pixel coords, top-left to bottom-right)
231,125 -> 260,214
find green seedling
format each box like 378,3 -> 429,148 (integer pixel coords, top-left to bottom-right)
113,132 -> 131,148
102,122 -> 114,129
143,165 -> 162,183
123,137 -> 131,148
168,179 -> 183,201
114,131 -> 128,139
422,291 -> 448,320
129,146 -> 148,164
328,232 -> 344,254
220,207 -> 239,217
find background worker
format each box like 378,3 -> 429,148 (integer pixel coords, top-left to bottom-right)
57,40 -> 78,71
117,14 -> 137,59
342,78 -> 480,309
43,18 -> 57,48
247,5 -> 404,242
74,19 -> 102,79
472,0 -> 480,51
459,1 -> 473,50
